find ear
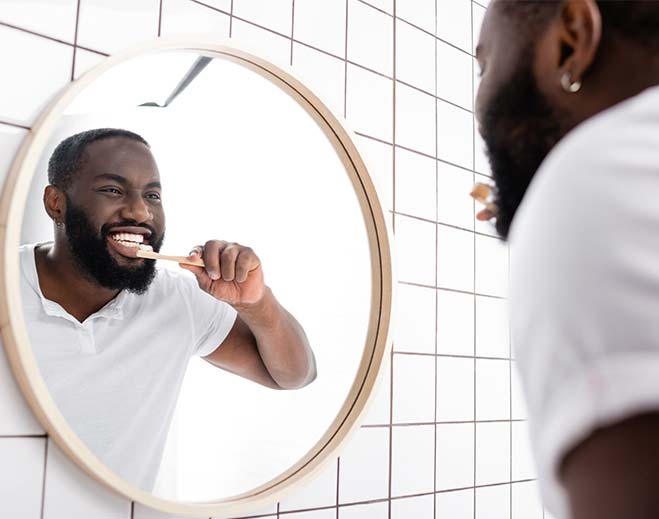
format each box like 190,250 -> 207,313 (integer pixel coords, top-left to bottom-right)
43,185 -> 66,225
556,0 -> 602,86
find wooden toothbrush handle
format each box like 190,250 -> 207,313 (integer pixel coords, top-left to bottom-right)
136,249 -> 205,267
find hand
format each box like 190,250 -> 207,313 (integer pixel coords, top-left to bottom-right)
179,240 -> 266,307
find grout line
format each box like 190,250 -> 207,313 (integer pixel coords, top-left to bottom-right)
356,0 -> 391,18
395,351 -> 513,361
393,210 -> 497,239
157,0 -> 163,36
39,438 -> 49,519
277,501 -> 280,519
364,418 -> 526,428
0,434 -> 47,438
229,0 -> 234,37
343,0 -> 349,119
289,0 -> 295,66
70,0 -> 81,81
131,501 -> 135,519
508,245 -> 514,517
0,119 -> 30,130
433,0 -> 439,515
473,0 -> 488,10
336,457 -> 340,518
397,280 -> 507,301
471,1 -> 478,516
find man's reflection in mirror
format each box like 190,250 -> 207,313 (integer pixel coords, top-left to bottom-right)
20,128 -> 317,490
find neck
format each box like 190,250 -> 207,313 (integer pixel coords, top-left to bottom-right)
565,40 -> 659,132
35,238 -> 120,322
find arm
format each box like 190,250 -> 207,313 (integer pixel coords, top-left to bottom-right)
181,240 -> 316,390
561,413 -> 659,519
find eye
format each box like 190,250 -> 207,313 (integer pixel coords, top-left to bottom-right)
99,186 -> 122,195
145,192 -> 161,202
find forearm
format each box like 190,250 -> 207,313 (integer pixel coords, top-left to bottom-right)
234,287 -> 316,389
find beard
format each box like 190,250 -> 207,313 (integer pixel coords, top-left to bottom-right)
479,52 -> 567,240
63,197 -> 164,294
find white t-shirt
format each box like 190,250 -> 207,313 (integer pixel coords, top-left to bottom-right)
20,243 -> 237,491
510,84 -> 659,517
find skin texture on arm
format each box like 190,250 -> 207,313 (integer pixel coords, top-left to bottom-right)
180,240 -> 316,390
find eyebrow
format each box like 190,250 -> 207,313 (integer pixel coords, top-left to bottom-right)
93,173 -> 161,189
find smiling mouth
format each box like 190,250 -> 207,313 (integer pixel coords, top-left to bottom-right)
108,232 -> 154,258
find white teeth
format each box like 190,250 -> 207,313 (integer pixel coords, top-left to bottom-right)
111,232 -> 145,244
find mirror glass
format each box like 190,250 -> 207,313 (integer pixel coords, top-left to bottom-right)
19,50 -> 372,501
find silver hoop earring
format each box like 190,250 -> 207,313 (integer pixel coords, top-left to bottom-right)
561,72 -> 582,93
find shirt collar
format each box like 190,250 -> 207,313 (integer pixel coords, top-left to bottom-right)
21,242 -> 127,322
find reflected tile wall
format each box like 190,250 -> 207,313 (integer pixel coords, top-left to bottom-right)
0,1 -> 547,518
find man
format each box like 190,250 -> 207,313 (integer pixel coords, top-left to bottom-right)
474,1 -> 659,518
22,128 -> 316,490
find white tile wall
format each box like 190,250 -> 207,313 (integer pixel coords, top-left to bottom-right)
0,1 -> 545,518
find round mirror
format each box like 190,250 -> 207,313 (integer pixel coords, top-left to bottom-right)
0,40 -> 392,517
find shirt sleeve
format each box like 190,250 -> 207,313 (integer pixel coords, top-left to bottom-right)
509,103 -> 659,517
177,272 -> 238,357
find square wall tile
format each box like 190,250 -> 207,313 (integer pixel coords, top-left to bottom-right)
475,422 -> 510,486
392,354 -> 435,424
436,489 -> 474,519
234,0 -> 293,35
0,437 -> 45,519
475,359 -> 510,421
437,39 -> 473,110
231,19 -> 291,67
436,289 -> 474,357
512,482 -> 544,519
395,148 -> 436,222
43,440 -> 131,519
395,214 -> 436,286
391,425 -> 435,496
292,43 -> 345,118
338,427 -> 389,503
160,0 -> 230,38
436,357 -> 474,422
348,0 -> 393,76
394,283 -> 436,355
73,49 -> 107,80
339,501 -> 388,519
0,338 -> 43,435
475,484 -> 510,519
437,99 -> 473,169
391,494 -> 434,519
475,235 -> 508,297
437,161 -> 474,229
475,296 -> 509,358
294,0 -> 346,57
511,364 -> 527,420
512,421 -> 536,481
474,130 -> 491,176
437,225 -> 474,292
77,0 -> 159,54
472,3 -> 487,54
436,423 -> 474,490
362,357 -> 391,425
436,0 -> 472,52
396,0 -> 435,34
346,64 -> 393,142
396,19 -> 435,93
356,136 -> 393,211
279,459 -> 338,511
0,122 -> 28,216
395,82 -> 436,157
0,26 -> 72,126
1,0 -> 78,43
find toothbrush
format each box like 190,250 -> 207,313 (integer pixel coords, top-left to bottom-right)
134,245 -> 205,267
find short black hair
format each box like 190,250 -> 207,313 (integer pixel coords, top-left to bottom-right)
498,0 -> 659,52
48,128 -> 149,191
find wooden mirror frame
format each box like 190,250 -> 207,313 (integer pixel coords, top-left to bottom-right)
0,38 -> 393,517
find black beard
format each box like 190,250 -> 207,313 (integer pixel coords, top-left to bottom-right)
479,53 -> 566,240
64,197 -> 164,294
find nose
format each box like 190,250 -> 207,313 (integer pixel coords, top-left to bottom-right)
120,190 -> 153,223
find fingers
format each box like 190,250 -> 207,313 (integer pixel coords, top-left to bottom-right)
197,241 -> 260,283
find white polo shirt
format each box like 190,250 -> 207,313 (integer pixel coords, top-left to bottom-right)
510,84 -> 659,517
20,243 -> 237,491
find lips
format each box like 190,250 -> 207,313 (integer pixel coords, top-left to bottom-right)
105,226 -> 154,259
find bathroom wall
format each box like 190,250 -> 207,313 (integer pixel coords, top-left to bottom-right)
0,0 -> 552,518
